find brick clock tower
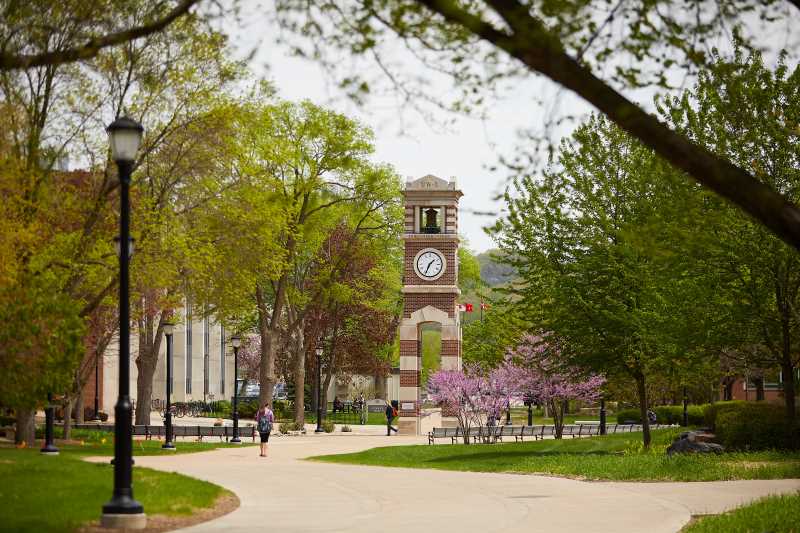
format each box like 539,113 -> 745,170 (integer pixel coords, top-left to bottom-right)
398,174 -> 463,435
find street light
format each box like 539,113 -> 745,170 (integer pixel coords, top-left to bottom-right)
92,355 -> 101,422
101,115 -> 145,530
40,392 -> 59,455
230,335 -> 242,444
505,401 -> 512,426
162,322 -> 175,450
315,346 -> 324,433
599,397 -> 607,435
682,386 -> 689,427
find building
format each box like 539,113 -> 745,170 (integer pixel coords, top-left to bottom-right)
90,305 -> 235,416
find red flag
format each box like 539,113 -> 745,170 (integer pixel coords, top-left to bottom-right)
465,303 -> 474,312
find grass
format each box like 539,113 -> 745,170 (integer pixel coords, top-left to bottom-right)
0,443 -> 233,532
33,427 -> 257,456
682,492 -> 800,532
310,428 -> 800,482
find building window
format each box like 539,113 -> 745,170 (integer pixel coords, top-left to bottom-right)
186,301 -> 192,394
220,325 -> 225,395
204,316 -> 210,397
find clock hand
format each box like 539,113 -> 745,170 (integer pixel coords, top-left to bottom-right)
424,259 -> 436,274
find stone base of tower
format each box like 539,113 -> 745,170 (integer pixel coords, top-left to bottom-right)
398,417 -> 418,435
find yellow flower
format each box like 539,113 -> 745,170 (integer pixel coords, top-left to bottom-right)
101,438 -> 107,444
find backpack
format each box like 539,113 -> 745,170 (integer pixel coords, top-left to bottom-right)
258,411 -> 272,433
391,407 -> 398,418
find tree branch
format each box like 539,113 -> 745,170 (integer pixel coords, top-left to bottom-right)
0,0 -> 201,71
417,0 -> 800,251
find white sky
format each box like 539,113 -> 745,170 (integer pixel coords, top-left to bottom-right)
223,5 -> 797,253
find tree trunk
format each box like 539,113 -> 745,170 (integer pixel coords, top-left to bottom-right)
551,399 -> 565,439
63,396 -> 73,441
256,282 -> 285,409
292,319 -> 306,425
74,386 -> 84,423
755,376 -> 765,401
15,406 -> 36,446
134,309 -> 166,425
635,371 -> 651,448
374,372 -> 385,400
723,379 -> 733,401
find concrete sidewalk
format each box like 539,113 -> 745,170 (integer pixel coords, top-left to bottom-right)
121,435 -> 799,533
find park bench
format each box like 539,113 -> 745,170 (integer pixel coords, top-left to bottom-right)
74,423 -> 257,442
428,426 -> 461,444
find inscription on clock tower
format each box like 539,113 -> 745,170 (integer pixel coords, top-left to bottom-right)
398,174 -> 463,435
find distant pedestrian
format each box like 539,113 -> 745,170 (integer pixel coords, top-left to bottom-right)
256,403 -> 274,457
385,401 -> 398,436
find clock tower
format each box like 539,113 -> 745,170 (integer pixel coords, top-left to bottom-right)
398,174 -> 463,435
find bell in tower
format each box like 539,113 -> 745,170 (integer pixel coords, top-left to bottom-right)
422,207 -> 441,234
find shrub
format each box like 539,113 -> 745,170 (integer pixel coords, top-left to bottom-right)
616,408 -> 641,424
616,405 -> 704,425
0,415 -> 15,427
279,421 -> 305,434
703,401 -> 746,430
273,400 -> 290,420
341,425 -> 352,432
715,403 -> 798,450
237,400 -> 259,420
321,419 -> 335,433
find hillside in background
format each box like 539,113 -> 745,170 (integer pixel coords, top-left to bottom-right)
476,249 -> 517,287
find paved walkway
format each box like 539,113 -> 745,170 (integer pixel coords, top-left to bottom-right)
126,435 -> 799,533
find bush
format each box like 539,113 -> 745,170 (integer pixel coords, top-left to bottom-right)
279,421 -> 305,434
321,419 -> 335,433
703,401 -> 746,430
616,408 -> 642,424
0,415 -> 15,427
273,400 -> 291,420
237,400 -> 259,420
715,403 -> 798,450
616,405 -> 705,425
341,425 -> 352,432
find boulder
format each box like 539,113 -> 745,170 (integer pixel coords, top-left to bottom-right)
667,431 -> 724,456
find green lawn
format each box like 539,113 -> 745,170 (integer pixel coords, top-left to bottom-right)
39,427 -> 257,456
310,428 -> 800,481
682,492 -> 800,532
0,443 -> 234,532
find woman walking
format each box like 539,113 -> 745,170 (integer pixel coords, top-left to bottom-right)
256,403 -> 274,457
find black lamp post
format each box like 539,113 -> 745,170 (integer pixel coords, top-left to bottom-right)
599,397 -> 607,435
92,355 -> 101,422
230,335 -> 241,444
505,401 -> 512,425
682,386 -> 689,427
162,322 -> 175,450
315,346 -> 324,433
101,116 -> 145,530
40,392 -> 59,455
524,394 -> 533,426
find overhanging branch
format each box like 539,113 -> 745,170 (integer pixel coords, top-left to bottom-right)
0,0 -> 201,71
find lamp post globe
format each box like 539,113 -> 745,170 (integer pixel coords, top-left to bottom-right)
230,335 -> 242,444
101,115 -> 146,530
162,321 -> 176,450
315,346 -> 324,433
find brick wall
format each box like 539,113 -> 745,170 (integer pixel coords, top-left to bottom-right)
404,240 -> 458,285
403,293 -> 457,318
399,370 -> 420,387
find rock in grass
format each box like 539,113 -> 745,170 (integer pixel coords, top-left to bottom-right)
667,431 -> 724,456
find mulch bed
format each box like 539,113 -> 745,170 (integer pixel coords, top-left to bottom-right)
78,491 -> 240,532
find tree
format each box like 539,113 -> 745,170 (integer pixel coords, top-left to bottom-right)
428,366 -> 486,443
273,0 -> 800,250
212,98 -> 402,409
0,278 -> 85,444
491,113 -> 712,447
659,46 -> 800,427
0,0 -> 201,71
508,334 -> 604,438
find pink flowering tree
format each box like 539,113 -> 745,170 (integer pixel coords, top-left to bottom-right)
427,365 -> 485,444
509,334 -> 605,438
484,357 -> 522,425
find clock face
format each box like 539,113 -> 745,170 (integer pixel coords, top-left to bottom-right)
415,249 -> 445,280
